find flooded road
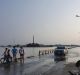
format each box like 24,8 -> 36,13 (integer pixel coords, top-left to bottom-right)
0,47 -> 80,75
0,54 -> 56,75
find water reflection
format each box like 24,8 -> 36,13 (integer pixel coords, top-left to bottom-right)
3,64 -> 11,75
54,56 -> 67,63
0,47 -> 80,75
19,62 -> 24,75
0,61 -> 25,75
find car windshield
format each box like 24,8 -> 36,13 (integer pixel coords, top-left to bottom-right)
57,46 -> 65,49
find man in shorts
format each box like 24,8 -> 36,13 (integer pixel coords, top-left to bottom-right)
19,46 -> 24,62
12,46 -> 17,61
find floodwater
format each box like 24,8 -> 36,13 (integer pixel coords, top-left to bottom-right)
0,47 -> 80,75
0,47 -> 55,58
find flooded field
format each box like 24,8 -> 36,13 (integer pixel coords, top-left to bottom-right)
0,47 -> 55,58
0,47 -> 80,75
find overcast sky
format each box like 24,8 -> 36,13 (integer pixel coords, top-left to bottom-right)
0,0 -> 80,45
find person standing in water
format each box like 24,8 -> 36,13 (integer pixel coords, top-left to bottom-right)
19,46 -> 24,62
3,48 -> 8,63
7,49 -> 12,62
12,46 -> 17,61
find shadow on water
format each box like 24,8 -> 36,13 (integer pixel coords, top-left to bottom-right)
54,56 -> 67,63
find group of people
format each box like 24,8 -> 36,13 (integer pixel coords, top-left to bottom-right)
2,46 -> 24,63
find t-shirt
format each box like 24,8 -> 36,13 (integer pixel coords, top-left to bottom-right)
12,48 -> 17,54
19,49 -> 24,54
4,50 -> 8,56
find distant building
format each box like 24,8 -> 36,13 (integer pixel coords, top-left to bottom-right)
27,35 -> 40,47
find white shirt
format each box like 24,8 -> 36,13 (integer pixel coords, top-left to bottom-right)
19,49 -> 24,54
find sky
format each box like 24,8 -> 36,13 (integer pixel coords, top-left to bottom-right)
0,0 -> 80,45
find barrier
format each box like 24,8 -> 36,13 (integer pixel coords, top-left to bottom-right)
39,49 -> 54,56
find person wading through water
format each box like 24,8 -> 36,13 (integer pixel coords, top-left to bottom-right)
19,46 -> 24,62
7,49 -> 12,63
2,48 -> 12,63
12,46 -> 17,62
3,48 -> 8,63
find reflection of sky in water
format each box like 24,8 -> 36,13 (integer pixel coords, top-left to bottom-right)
66,47 -> 80,63
0,47 -> 80,75
67,57 -> 80,63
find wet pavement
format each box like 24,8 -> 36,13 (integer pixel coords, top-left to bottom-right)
0,54 -> 67,75
0,48 -> 80,75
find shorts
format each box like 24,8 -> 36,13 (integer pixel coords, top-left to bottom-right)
13,53 -> 16,57
20,54 -> 24,56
